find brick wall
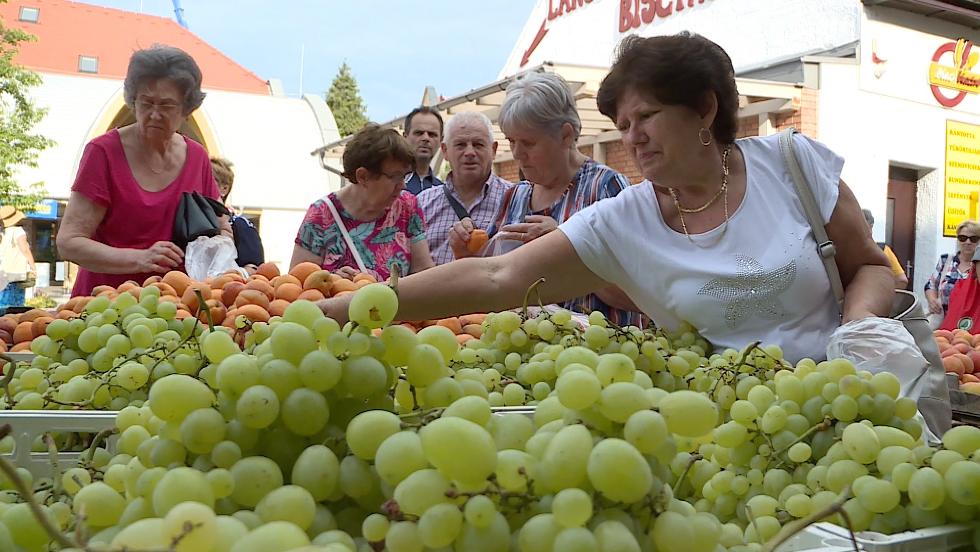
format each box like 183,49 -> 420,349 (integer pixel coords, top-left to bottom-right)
604,141 -> 642,183
495,160 -> 520,182
737,117 -> 760,139
800,87 -> 818,138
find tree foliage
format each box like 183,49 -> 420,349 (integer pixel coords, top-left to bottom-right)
0,3 -> 52,211
325,62 -> 368,138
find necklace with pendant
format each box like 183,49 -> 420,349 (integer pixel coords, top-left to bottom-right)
668,145 -> 733,245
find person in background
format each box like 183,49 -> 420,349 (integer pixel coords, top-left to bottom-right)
210,157 -> 265,273
939,248 -> 980,332
417,112 -> 513,265
57,45 -> 229,296
403,106 -> 444,195
291,124 -> 435,280
0,207 -> 36,309
925,219 -> 980,318
451,72 -> 642,326
862,209 -> 908,290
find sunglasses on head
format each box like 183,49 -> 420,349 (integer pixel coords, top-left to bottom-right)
959,235 -> 980,243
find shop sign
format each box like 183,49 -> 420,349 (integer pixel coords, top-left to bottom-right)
26,199 -> 58,220
519,0 -> 712,67
930,38 -> 980,108
943,120 -> 980,237
619,0 -> 711,33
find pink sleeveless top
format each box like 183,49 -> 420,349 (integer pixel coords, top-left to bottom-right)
70,129 -> 219,296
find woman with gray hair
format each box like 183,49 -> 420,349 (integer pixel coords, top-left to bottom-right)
58,45 -> 228,296
454,71 -> 642,325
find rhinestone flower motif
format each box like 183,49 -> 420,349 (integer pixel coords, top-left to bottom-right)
698,255 -> 797,328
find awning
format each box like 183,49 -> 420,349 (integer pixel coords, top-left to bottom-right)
863,0 -> 980,28
311,62 -> 803,172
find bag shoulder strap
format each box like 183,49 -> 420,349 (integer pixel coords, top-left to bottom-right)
778,128 -> 845,311
323,195 -> 368,274
442,185 -> 471,220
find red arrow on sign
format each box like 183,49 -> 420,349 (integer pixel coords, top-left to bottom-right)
521,20 -> 549,67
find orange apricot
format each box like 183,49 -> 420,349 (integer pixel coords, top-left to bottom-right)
245,279 -> 275,301
13,322 -> 34,343
162,271 -> 192,297
436,318 -> 463,335
275,283 -> 303,302
256,262 -> 281,280
237,304 -> 271,323
235,289 -> 271,311
467,229 -> 489,253
289,262 -> 321,284
268,299 -> 290,318
297,289 -> 326,302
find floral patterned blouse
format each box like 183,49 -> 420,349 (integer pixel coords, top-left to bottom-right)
295,191 -> 426,280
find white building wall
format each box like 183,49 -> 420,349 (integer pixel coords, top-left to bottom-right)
13,73 -> 341,274
814,7 -> 980,294
500,0 -> 859,78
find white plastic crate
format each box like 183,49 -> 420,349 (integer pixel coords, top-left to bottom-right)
776,522 -> 975,552
0,410 -> 117,478
3,352 -> 36,364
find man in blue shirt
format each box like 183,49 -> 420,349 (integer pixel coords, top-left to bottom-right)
403,106 -> 445,195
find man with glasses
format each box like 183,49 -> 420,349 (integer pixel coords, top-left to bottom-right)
403,106 -> 445,195
926,219 -> 980,321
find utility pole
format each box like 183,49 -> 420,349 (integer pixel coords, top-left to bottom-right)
171,0 -> 188,28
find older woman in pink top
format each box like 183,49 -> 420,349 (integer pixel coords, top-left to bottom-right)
58,46 -> 228,296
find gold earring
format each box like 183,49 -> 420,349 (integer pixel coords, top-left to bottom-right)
698,127 -> 712,146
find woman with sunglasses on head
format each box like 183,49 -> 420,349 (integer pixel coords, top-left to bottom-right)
925,219 -> 980,318
291,123 -> 435,280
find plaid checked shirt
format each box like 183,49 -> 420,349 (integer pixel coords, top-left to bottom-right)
417,172 -> 514,265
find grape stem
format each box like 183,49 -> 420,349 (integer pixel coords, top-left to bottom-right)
671,452 -> 702,495
81,427 -> 117,468
521,278 -> 546,320
42,433 -> 64,499
761,486 -> 855,552
193,289 -> 214,331
0,352 -> 17,406
0,428 -> 77,548
770,416 -> 834,469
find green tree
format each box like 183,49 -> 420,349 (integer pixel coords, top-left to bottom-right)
0,3 -> 51,211
325,62 -> 368,137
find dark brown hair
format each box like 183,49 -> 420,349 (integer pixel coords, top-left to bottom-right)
343,123 -> 416,183
597,32 -> 739,144
404,106 -> 444,136
210,157 -> 234,200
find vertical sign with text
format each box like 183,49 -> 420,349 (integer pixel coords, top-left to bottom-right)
945,120 -> 980,237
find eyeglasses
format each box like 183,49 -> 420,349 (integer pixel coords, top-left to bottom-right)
378,170 -> 410,183
958,235 -> 980,243
135,99 -> 181,116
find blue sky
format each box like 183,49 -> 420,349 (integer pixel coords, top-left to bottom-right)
81,1 -> 536,122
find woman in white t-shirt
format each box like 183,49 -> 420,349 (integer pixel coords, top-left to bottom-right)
318,33 -> 894,363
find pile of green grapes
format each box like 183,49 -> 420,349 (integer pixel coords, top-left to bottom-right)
0,281 -> 974,552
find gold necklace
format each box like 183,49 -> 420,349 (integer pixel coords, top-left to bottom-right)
669,145 -> 733,243
668,145 -> 731,213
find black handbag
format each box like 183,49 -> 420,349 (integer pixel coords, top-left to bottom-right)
172,192 -> 230,249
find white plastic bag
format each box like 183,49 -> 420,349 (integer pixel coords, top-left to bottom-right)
827,317 -> 929,400
0,270 -> 8,292
826,317 -> 939,443
184,236 -> 240,281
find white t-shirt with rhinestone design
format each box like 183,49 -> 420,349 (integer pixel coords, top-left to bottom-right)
560,133 -> 843,363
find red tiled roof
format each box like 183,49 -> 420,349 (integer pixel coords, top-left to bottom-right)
0,0 -> 269,95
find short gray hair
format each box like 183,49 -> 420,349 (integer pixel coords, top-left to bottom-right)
499,72 -> 581,141
862,209 -> 874,228
124,45 -> 206,114
444,112 -> 495,146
